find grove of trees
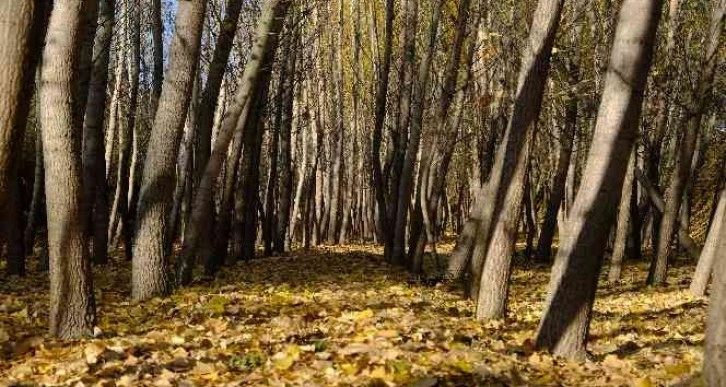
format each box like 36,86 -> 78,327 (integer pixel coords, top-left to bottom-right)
0,0 -> 724,383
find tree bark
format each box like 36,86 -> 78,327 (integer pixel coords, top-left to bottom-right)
534,0 -> 662,360
471,0 -> 565,308
370,0 -> 395,250
649,0 -> 724,286
194,0 -> 245,187
82,0 -> 115,265
391,0 -> 444,266
40,0 -> 97,338
634,167 -> 702,259
536,56 -> 578,263
704,182 -> 726,385
608,148 -> 635,283
691,181 -> 726,297
132,0 -> 206,301
177,0 -> 289,282
0,0 -> 49,275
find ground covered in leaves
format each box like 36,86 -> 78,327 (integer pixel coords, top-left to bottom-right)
0,245 -> 709,386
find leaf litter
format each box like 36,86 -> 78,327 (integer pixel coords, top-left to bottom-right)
0,244 -> 708,386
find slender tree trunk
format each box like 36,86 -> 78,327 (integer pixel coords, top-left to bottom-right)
168,74 -> 199,256
536,58 -> 578,262
40,0 -> 97,338
151,0 -> 163,106
0,0 -> 49,275
392,0 -> 444,266
24,127 -> 45,256
534,0 -> 662,360
691,181 -> 726,297
608,149 -> 635,282
276,29 -> 297,252
82,0 -> 115,265
705,182 -> 726,385
371,0 -> 395,251
132,0 -> 206,301
386,0 -> 419,263
264,77 -> 281,255
472,0 -> 565,308
121,0 -> 141,261
634,167 -> 702,259
194,0 -> 245,187
649,0 -> 724,286
177,0 -> 289,282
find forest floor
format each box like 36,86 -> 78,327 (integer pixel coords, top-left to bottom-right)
0,243 -> 708,386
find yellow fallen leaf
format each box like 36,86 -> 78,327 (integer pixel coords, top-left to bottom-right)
633,377 -> 653,387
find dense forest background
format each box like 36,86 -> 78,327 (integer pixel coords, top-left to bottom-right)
0,0 -> 725,384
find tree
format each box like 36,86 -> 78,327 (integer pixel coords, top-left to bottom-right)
40,0 -> 97,338
535,0 -> 663,360
649,0 -> 725,286
473,0 -> 565,317
82,0 -> 115,265
704,180 -> 726,386
132,0 -> 207,301
0,0 -> 48,275
177,0 -> 290,282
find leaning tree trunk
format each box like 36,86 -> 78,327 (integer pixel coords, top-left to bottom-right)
194,0 -> 244,190
608,148 -> 636,283
691,180 -> 726,297
40,0 -> 97,338
392,0 -> 444,266
132,0 -> 206,301
634,167 -> 702,260
177,0 -> 289,283
82,0 -> 115,265
386,0 -> 418,263
276,30 -> 297,253
536,54 -> 578,263
649,0 -> 724,286
0,0 -> 48,276
370,0 -> 395,248
151,0 -> 163,106
704,180 -> 726,385
0,2 -> 35,238
472,0 -> 565,309
534,0 -> 662,360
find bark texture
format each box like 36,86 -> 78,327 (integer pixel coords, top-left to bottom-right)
40,0 -> 97,338
132,0 -> 206,301
535,0 -> 662,360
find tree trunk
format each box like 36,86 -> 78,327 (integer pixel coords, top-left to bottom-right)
132,0 -> 206,301
177,0 -> 289,281
472,0 -> 565,308
150,0 -> 163,106
370,0 -> 395,251
121,0 -> 142,261
82,0 -> 114,265
276,28 -> 297,253
649,0 -> 724,286
691,181 -> 726,297
0,2 -> 34,235
534,0 -> 662,360
392,0 -> 444,266
704,181 -> 726,385
0,0 -> 49,275
386,0 -> 419,263
634,167 -> 702,259
608,148 -> 635,283
536,57 -> 578,262
40,0 -> 97,338
194,0 -> 245,187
